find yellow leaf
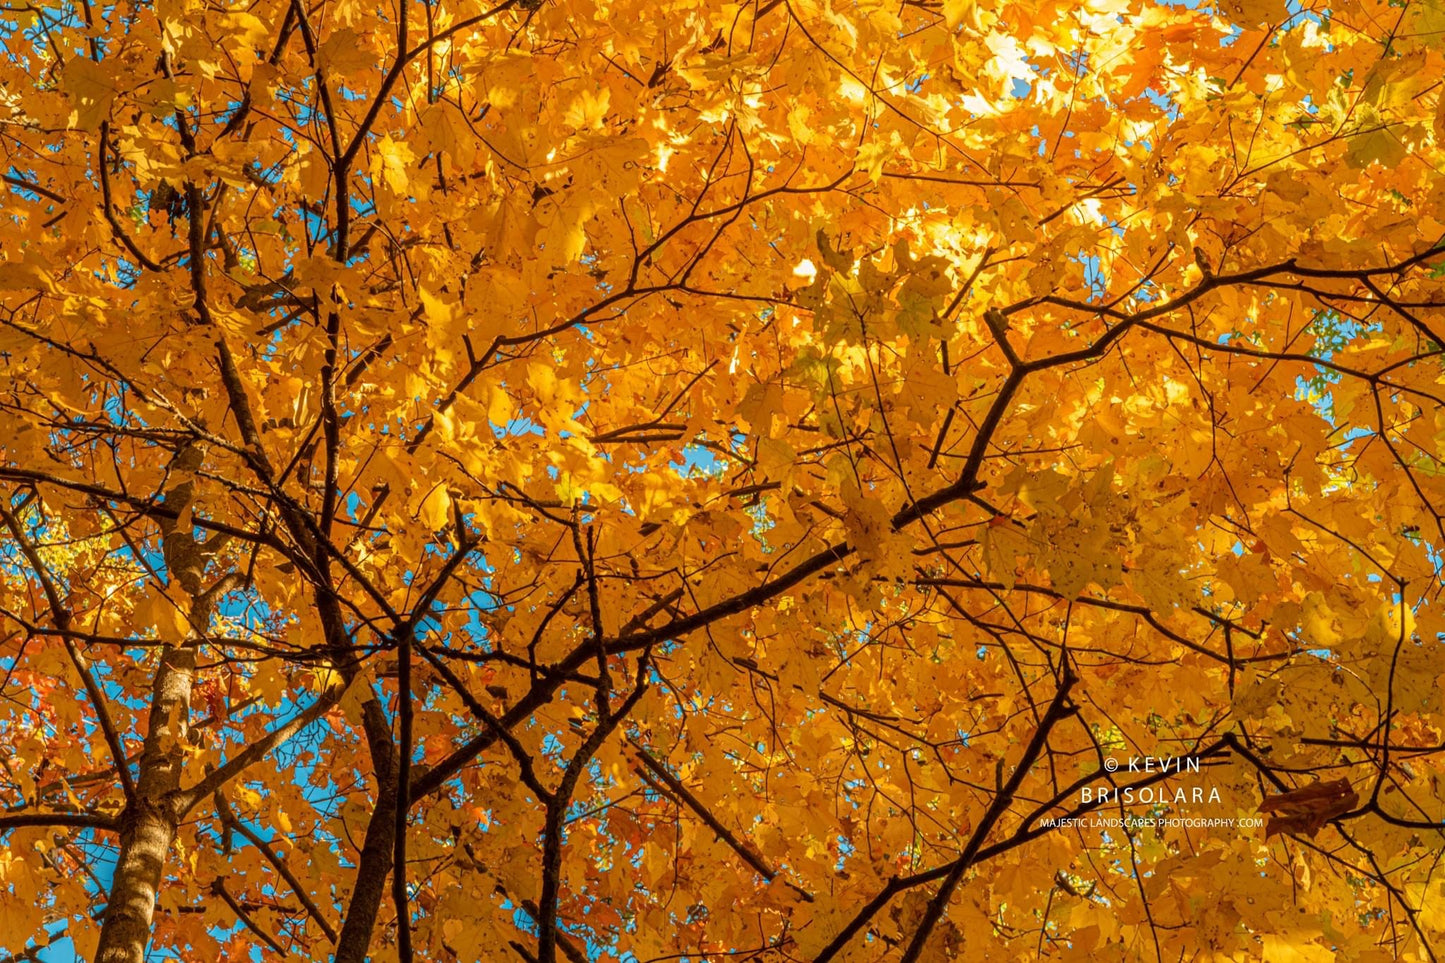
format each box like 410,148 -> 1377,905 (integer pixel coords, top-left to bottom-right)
61,58 -> 114,131
528,363 -> 558,405
855,140 -> 891,183
487,384 -> 515,427
943,0 -> 977,30
317,27 -> 373,76
565,86 -> 611,130
418,483 -> 452,530
249,660 -> 288,708
376,135 -> 413,194
0,258 -> 58,295
787,104 -> 815,145
1260,935 -> 1336,962
419,286 -> 453,326
219,11 -> 269,49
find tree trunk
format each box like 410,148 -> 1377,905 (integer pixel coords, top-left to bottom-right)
94,646 -> 195,963
332,769 -> 397,963
333,696 -> 399,963
95,452 -> 203,963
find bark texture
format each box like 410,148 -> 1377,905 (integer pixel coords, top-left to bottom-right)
332,696 -> 399,963
95,451 -> 204,963
95,651 -> 193,963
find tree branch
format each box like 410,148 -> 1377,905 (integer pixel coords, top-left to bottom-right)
0,811 -> 117,832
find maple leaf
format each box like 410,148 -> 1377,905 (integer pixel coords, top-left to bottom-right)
60,58 -> 115,131
1258,779 -> 1361,839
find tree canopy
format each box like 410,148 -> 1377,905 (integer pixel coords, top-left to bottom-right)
3,0 -> 1445,960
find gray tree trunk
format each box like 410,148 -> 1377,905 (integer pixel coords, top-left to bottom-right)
95,450 -> 205,963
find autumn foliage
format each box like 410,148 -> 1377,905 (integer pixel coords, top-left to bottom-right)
3,0 -> 1445,960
